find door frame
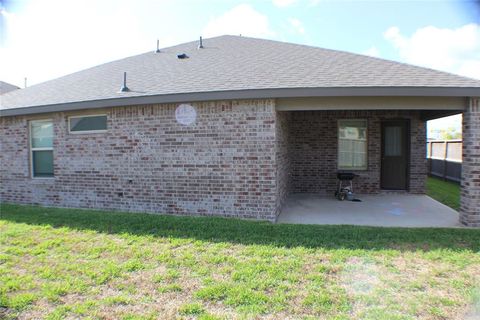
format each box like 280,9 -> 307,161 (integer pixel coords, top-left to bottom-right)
380,119 -> 411,191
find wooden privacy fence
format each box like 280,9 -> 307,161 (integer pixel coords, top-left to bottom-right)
426,140 -> 462,183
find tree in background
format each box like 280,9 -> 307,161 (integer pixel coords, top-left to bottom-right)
430,127 -> 462,140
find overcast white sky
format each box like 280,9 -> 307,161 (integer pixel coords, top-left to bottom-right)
1,0 -> 479,135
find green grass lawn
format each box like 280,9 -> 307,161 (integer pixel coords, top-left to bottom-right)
426,176 -> 461,210
1,204 -> 480,319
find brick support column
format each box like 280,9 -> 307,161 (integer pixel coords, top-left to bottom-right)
460,97 -> 480,227
409,113 -> 427,194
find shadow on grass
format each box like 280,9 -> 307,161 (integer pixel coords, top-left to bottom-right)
1,203 -> 479,251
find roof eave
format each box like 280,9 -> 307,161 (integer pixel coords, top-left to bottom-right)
1,86 -> 479,117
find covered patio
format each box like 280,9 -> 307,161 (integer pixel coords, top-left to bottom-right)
277,193 -> 460,227
274,97 -> 479,227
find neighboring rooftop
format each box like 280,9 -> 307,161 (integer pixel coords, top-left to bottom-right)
1,35 -> 480,116
0,81 -> 20,95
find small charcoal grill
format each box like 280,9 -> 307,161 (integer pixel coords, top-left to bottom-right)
335,172 -> 357,201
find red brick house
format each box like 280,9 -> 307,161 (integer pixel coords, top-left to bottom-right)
1,36 -> 479,226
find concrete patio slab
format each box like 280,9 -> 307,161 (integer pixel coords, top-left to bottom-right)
277,193 -> 460,227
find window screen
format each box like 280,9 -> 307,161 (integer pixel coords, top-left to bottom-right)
32,150 -> 54,177
69,115 -> 107,132
384,126 -> 402,156
338,120 -> 367,170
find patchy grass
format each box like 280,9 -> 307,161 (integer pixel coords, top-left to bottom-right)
1,203 -> 480,319
178,302 -> 205,315
426,176 -> 460,210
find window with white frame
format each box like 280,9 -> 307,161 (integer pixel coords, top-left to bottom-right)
30,120 -> 54,178
338,119 -> 367,170
69,115 -> 107,133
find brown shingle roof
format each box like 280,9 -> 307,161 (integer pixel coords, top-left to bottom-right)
0,81 -> 20,95
1,35 -> 479,115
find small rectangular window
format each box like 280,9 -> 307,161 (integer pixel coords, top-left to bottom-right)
69,115 -> 107,133
30,120 -> 54,178
338,119 -> 367,170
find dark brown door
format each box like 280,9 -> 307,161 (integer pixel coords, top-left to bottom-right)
381,120 -> 409,190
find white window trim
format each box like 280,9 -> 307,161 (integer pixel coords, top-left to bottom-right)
30,119 -> 54,179
337,119 -> 368,171
68,114 -> 108,134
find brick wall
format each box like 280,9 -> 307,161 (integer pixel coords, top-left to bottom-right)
0,115 -> 31,203
0,102 -> 429,221
274,111 -> 291,216
288,110 -> 426,194
0,99 -> 279,221
409,111 -> 428,194
460,97 -> 480,227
